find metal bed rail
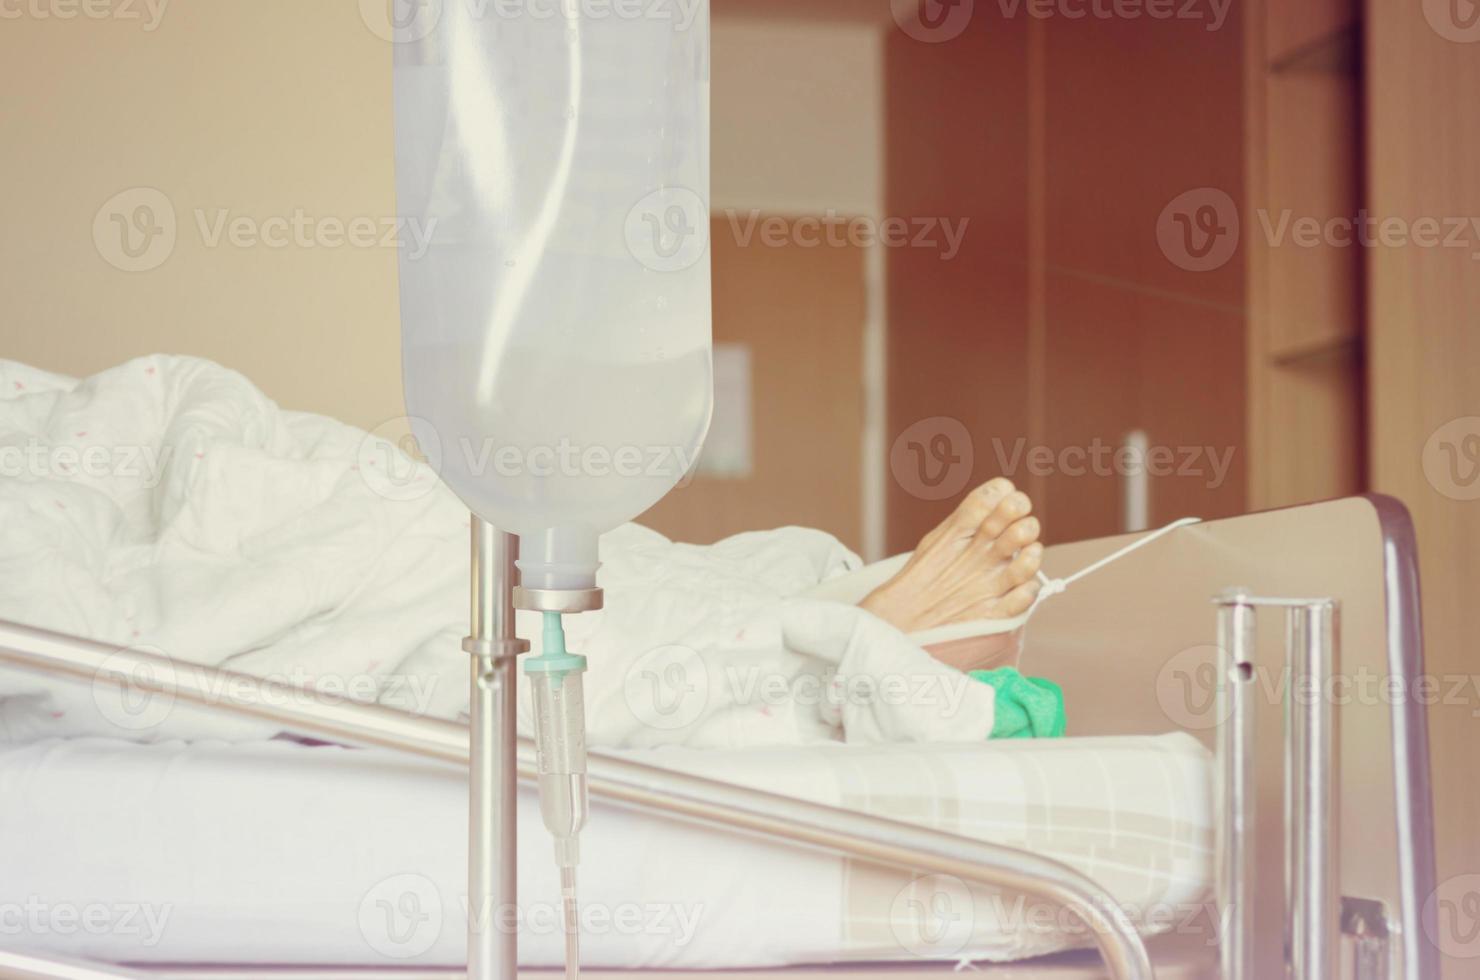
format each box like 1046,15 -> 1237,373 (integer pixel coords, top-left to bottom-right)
0,617 -> 1155,980
0,949 -> 151,980
1215,593 -> 1341,980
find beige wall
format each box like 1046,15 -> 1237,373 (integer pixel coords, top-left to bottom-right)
708,14 -> 886,555
712,18 -> 882,216
0,4 -> 882,437
642,216 -> 868,549
0,2 -> 403,431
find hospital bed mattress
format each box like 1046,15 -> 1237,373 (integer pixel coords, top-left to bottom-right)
0,733 -> 1212,970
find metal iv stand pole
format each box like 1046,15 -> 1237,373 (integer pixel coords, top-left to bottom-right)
464,513 -> 602,980
465,518 -> 529,980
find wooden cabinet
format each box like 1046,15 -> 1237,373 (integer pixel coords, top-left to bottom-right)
1266,0 -> 1358,66
882,0 -> 1370,548
883,15 -> 1032,553
1039,10 -> 1248,542
884,8 -> 1248,548
1245,0 -> 1367,511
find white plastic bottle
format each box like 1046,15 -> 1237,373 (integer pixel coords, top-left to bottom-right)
393,0 -> 713,591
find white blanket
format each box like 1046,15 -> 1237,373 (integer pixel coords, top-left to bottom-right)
0,356 -> 998,747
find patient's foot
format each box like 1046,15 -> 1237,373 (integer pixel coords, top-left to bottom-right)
860,478 -> 1043,640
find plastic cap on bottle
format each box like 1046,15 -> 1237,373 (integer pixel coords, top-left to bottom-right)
517,525 -> 600,592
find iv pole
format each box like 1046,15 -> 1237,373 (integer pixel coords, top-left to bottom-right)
465,517 -> 604,980
465,518 -> 527,980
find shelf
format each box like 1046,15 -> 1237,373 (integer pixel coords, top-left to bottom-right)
1269,331 -> 1360,367
1269,25 -> 1360,76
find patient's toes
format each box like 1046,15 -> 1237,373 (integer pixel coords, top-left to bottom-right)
989,516 -> 1041,559
860,482 -> 1047,638
917,479 -> 1015,555
1005,541 -> 1044,585
968,545 -> 1043,620
994,579 -> 1042,618
971,491 -> 1032,548
952,478 -> 1015,531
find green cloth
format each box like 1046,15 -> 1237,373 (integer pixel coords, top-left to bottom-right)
969,667 -> 1066,740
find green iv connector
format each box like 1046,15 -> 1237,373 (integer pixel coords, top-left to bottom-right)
525,611 -> 588,688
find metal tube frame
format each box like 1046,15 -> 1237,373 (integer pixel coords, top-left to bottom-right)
0,949 -> 150,980
0,609 -> 1154,980
463,520 -> 528,980
1214,598 -> 1256,980
1214,591 -> 1340,980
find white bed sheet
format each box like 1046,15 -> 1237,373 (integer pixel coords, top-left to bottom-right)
0,733 -> 1213,970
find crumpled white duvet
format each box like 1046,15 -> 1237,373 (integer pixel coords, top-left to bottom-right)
0,356 -> 996,748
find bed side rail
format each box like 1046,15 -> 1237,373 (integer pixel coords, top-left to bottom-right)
0,618 -> 1154,980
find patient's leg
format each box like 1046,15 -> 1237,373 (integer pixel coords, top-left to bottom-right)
859,478 -> 1042,655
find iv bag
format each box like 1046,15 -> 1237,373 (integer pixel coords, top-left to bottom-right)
393,1 -> 713,589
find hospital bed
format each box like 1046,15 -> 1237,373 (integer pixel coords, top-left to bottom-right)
0,494 -> 1437,980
